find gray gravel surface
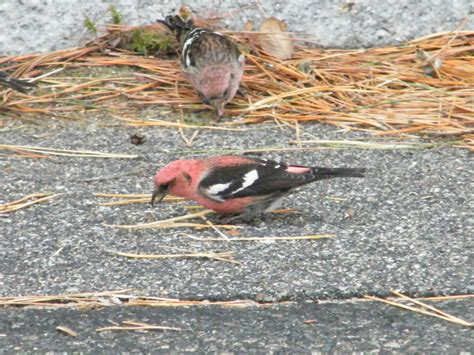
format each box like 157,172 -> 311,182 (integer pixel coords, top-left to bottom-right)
1,300 -> 473,352
2,121 -> 472,299
1,115 -> 473,351
1,0 -> 473,55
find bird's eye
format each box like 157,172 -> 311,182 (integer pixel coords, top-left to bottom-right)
223,88 -> 230,97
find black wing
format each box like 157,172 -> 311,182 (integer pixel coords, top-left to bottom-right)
158,15 -> 242,72
198,159 -> 315,202
180,29 -> 242,71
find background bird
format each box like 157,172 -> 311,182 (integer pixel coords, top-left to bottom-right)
158,15 -> 244,120
0,71 -> 35,93
152,155 -> 365,221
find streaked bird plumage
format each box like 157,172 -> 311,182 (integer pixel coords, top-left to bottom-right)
158,15 -> 244,120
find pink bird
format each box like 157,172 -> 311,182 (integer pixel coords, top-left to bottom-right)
159,15 -> 244,120
152,155 -> 365,221
0,71 -> 35,93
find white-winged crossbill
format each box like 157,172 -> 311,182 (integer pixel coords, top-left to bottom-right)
0,71 -> 35,93
152,155 -> 365,221
158,15 -> 244,120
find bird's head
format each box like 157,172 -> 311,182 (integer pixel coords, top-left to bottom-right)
151,160 -> 195,206
196,66 -> 240,119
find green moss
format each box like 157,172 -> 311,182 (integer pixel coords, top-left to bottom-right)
84,17 -> 98,34
127,29 -> 173,56
109,5 -> 122,25
182,110 -> 214,125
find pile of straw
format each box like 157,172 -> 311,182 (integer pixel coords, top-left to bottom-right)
1,24 -> 473,149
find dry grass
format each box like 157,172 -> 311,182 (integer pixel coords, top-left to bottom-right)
181,234 -> 334,242
104,209 -> 240,230
0,192 -> 63,214
0,289 -> 134,308
107,249 -> 240,265
365,290 -> 473,327
56,326 -> 79,337
0,289 -> 279,309
0,25 -> 472,149
0,144 -> 138,159
95,193 -> 183,206
96,320 -> 181,332
1,289 -> 472,312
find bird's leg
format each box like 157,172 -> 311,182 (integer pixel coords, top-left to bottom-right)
216,212 -> 239,224
216,208 -> 263,224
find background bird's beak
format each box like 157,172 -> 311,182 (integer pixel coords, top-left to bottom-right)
151,187 -> 166,206
213,101 -> 225,121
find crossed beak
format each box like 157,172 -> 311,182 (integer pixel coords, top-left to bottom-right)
203,97 -> 225,121
214,101 -> 225,121
151,185 -> 167,207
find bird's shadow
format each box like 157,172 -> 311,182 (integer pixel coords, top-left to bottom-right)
215,210 -> 324,227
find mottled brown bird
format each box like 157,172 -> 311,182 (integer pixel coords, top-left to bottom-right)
159,15 -> 244,120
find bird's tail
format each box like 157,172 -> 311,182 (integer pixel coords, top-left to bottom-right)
157,15 -> 195,39
311,167 -> 366,180
0,72 -> 36,94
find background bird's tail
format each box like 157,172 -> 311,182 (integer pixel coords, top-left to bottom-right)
0,72 -> 36,94
157,15 -> 195,39
311,167 -> 366,180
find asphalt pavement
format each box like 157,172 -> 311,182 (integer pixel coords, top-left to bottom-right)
1,113 -> 473,352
